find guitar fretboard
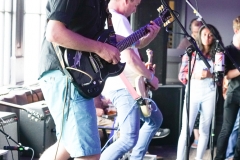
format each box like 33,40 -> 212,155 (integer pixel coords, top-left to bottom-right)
116,16 -> 163,52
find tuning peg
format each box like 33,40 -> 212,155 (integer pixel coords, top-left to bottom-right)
157,5 -> 163,13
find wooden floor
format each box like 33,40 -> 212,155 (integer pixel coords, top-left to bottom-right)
148,145 -> 216,160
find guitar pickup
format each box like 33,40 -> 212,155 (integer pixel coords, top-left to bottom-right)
89,56 -> 98,73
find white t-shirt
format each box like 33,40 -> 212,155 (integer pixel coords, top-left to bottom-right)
102,9 -> 141,95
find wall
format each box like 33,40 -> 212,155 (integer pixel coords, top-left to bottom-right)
175,0 -> 240,47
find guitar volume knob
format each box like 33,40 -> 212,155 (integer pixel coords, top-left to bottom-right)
87,88 -> 93,93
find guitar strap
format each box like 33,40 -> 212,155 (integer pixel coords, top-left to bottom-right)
119,73 -> 151,117
52,43 -> 72,119
104,0 -> 117,46
52,43 -> 74,82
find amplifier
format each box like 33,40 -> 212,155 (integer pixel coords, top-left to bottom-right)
0,112 -> 19,160
0,150 -> 9,160
150,85 -> 184,145
19,101 -> 57,158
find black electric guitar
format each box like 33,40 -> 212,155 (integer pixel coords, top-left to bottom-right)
62,5 -> 173,98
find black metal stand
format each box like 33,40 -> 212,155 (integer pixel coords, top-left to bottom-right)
210,82 -> 217,160
185,46 -> 195,160
0,128 -> 26,153
0,129 -> 20,147
160,1 -> 210,160
210,71 -> 224,160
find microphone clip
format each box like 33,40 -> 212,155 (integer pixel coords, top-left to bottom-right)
185,45 -> 196,56
213,71 -> 224,85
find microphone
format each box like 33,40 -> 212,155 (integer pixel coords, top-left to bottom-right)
215,48 -> 225,73
3,146 -> 28,151
214,47 -> 225,83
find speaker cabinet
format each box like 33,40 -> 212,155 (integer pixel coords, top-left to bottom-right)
0,112 -> 19,160
150,85 -> 184,145
19,101 -> 57,158
130,0 -> 169,85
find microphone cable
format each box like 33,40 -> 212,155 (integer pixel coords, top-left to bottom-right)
0,119 -> 14,160
28,147 -> 35,160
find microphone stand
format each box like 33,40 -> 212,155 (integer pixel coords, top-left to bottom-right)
161,1 -> 211,160
185,0 -> 240,72
185,1 -> 240,159
185,46 -> 195,160
0,128 -> 35,159
0,129 -> 20,146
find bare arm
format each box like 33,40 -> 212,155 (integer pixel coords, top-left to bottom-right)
46,20 -> 121,64
135,21 -> 160,49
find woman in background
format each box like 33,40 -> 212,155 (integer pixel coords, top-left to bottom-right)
177,24 -> 223,160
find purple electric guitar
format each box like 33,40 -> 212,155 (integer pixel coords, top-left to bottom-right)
62,5 -> 173,98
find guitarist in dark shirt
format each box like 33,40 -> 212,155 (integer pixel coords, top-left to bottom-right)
38,0 -> 121,160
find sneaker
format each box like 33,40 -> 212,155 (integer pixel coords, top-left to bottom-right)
191,140 -> 198,149
152,128 -> 170,139
145,152 -> 164,160
225,157 -> 233,160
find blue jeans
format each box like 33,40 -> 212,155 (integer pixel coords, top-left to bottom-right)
226,109 -> 240,159
100,89 -> 163,160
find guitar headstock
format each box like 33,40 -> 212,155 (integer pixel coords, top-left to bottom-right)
146,49 -> 153,70
157,5 -> 174,27
146,49 -> 153,58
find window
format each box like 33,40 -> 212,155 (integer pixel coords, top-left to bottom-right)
0,0 -> 13,86
0,0 -> 47,87
23,0 -> 47,85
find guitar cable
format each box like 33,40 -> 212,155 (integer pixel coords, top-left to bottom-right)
54,76 -> 69,160
101,97 -> 158,152
66,67 -> 93,84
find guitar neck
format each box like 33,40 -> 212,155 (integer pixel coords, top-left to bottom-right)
116,17 -> 163,52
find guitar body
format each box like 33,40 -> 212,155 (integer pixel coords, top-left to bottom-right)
135,75 -> 152,117
63,30 -> 126,98
135,49 -> 154,117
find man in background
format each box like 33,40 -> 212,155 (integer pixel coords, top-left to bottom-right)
177,18 -> 203,50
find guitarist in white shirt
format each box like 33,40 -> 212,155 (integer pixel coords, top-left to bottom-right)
100,0 -> 165,159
